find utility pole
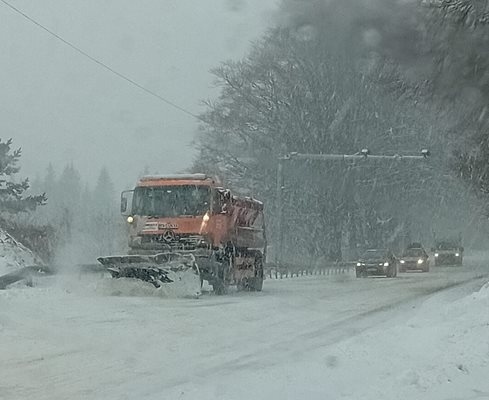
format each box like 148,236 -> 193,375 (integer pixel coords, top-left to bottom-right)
274,149 -> 430,265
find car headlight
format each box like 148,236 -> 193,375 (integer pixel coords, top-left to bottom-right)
455,253 -> 460,257
127,216 -> 134,224
356,262 -> 362,267
400,260 -> 405,264
434,253 -> 439,257
383,262 -> 389,267
417,259 -> 423,264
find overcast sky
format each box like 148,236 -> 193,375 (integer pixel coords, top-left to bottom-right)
0,0 -> 277,190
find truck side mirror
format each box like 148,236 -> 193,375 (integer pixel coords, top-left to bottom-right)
121,198 -> 128,213
120,190 -> 134,216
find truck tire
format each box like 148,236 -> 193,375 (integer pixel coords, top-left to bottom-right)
250,254 -> 264,291
212,255 -> 231,295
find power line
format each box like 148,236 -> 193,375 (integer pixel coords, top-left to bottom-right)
0,0 -> 203,122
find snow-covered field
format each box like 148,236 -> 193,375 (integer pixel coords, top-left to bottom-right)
1,257 -> 489,400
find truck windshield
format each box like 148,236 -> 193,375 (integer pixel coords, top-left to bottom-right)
132,185 -> 211,217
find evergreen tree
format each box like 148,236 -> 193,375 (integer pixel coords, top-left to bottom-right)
93,166 -> 116,213
54,163 -> 82,242
90,166 -> 121,257
0,138 -> 46,213
43,163 -> 57,202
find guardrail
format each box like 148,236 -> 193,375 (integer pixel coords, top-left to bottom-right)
264,262 -> 356,279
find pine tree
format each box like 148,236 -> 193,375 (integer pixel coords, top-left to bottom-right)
0,138 -> 46,213
90,166 -> 121,257
54,163 -> 82,242
93,166 -> 116,213
43,163 -> 57,201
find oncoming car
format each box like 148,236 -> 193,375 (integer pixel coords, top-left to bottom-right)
356,249 -> 398,278
433,239 -> 464,266
399,243 -> 429,273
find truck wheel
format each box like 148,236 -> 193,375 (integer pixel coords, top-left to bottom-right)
212,255 -> 231,295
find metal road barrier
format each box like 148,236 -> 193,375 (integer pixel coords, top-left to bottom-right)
264,262 -> 356,279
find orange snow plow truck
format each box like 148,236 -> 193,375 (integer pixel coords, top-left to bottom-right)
97,174 -> 266,296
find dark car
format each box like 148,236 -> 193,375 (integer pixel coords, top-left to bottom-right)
433,240 -> 464,266
356,249 -> 398,278
399,243 -> 429,273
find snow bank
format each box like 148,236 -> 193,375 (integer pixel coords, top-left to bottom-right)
0,228 -> 40,276
297,280 -> 489,400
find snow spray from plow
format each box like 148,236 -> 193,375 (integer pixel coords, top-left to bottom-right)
97,252 -> 202,298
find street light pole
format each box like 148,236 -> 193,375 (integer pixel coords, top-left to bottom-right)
274,149 -> 430,265
275,158 -> 284,265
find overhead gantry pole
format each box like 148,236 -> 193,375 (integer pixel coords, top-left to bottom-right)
274,149 -> 430,265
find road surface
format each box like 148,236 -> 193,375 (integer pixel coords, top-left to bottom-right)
1,258 -> 488,399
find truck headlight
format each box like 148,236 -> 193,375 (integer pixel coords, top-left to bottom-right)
417,259 -> 423,264
356,262 -> 362,267
434,253 -> 439,257
455,253 -> 460,257
400,260 -> 405,264
383,262 -> 389,267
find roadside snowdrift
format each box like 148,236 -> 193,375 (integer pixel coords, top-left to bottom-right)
0,228 -> 40,276
324,281 -> 489,400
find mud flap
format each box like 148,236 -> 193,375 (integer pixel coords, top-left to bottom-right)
97,253 -> 202,298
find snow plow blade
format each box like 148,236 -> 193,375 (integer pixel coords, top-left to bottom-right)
97,252 -> 201,298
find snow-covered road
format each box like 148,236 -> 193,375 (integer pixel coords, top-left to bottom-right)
1,259 -> 488,400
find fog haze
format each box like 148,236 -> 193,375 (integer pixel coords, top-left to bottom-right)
0,0 -> 277,189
